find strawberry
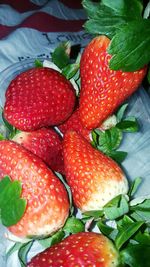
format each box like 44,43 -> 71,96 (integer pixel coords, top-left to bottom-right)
63,131 -> 128,212
79,36 -> 147,129
12,127 -> 64,174
58,108 -> 91,141
0,140 -> 69,238
27,232 -> 120,267
4,67 -> 76,131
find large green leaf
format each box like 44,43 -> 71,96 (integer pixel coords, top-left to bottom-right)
121,244 -> 150,267
83,0 -> 143,38
108,19 -> 150,71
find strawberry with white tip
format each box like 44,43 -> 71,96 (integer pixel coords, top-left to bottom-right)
63,130 -> 128,212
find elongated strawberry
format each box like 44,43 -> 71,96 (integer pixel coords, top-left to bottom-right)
12,127 -> 64,174
27,232 -> 120,267
79,36 -> 147,129
58,108 -> 91,141
63,131 -> 128,212
4,67 -> 76,131
0,140 -> 69,238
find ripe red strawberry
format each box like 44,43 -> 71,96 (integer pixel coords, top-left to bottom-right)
63,131 -> 128,212
27,232 -> 120,267
12,127 -> 64,174
58,108 -> 91,141
0,140 -> 69,238
79,36 -> 147,129
4,67 -> 76,131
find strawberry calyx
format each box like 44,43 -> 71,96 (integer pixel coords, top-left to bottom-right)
91,103 -> 139,163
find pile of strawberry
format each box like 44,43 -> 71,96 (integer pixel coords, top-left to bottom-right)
0,34 -> 148,267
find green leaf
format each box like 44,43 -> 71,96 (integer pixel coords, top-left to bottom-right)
82,0 -> 99,18
2,112 -> 14,132
116,103 -> 128,122
107,150 -> 128,163
1,198 -> 27,227
104,195 -> 129,220
2,113 -> 20,139
34,59 -> 43,67
116,119 -> 139,132
128,177 -> 142,197
115,221 -> 144,249
97,220 -> 118,241
102,0 -> 143,18
91,130 -> 98,147
51,42 -> 70,69
0,177 -> 27,227
83,0 -> 143,38
121,243 -> 150,267
0,176 -> 11,195
134,230 -> 150,245
0,133 -> 5,140
130,199 -> 150,224
82,210 -> 104,219
84,7 -> 125,38
18,241 -> 34,267
96,127 -> 123,153
6,242 -> 23,258
62,53 -> 80,80
63,217 -> 85,234
0,180 -> 22,205
38,230 -> 65,248
62,63 -> 79,80
108,19 -> 150,71
147,66 -> 150,84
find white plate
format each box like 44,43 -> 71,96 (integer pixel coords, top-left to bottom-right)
0,59 -> 150,266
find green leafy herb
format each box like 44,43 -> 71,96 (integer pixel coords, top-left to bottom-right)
107,150 -> 128,163
128,177 -> 142,197
82,210 -> 104,220
116,118 -> 139,132
91,102 -> 140,163
134,230 -> 150,245
83,0 -> 143,38
62,53 -> 81,80
116,103 -> 128,122
2,112 -> 20,139
115,220 -> 144,249
63,217 -> 85,234
0,176 -> 27,227
6,242 -> 23,259
121,243 -> 150,267
38,230 -> 65,248
97,220 -> 118,240
18,241 -> 34,267
51,42 -> 70,69
96,127 -> 123,152
147,66 -> 150,84
130,199 -> 150,224
34,59 -> 43,67
62,63 -> 80,80
104,194 -> 129,220
108,19 -> 150,71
